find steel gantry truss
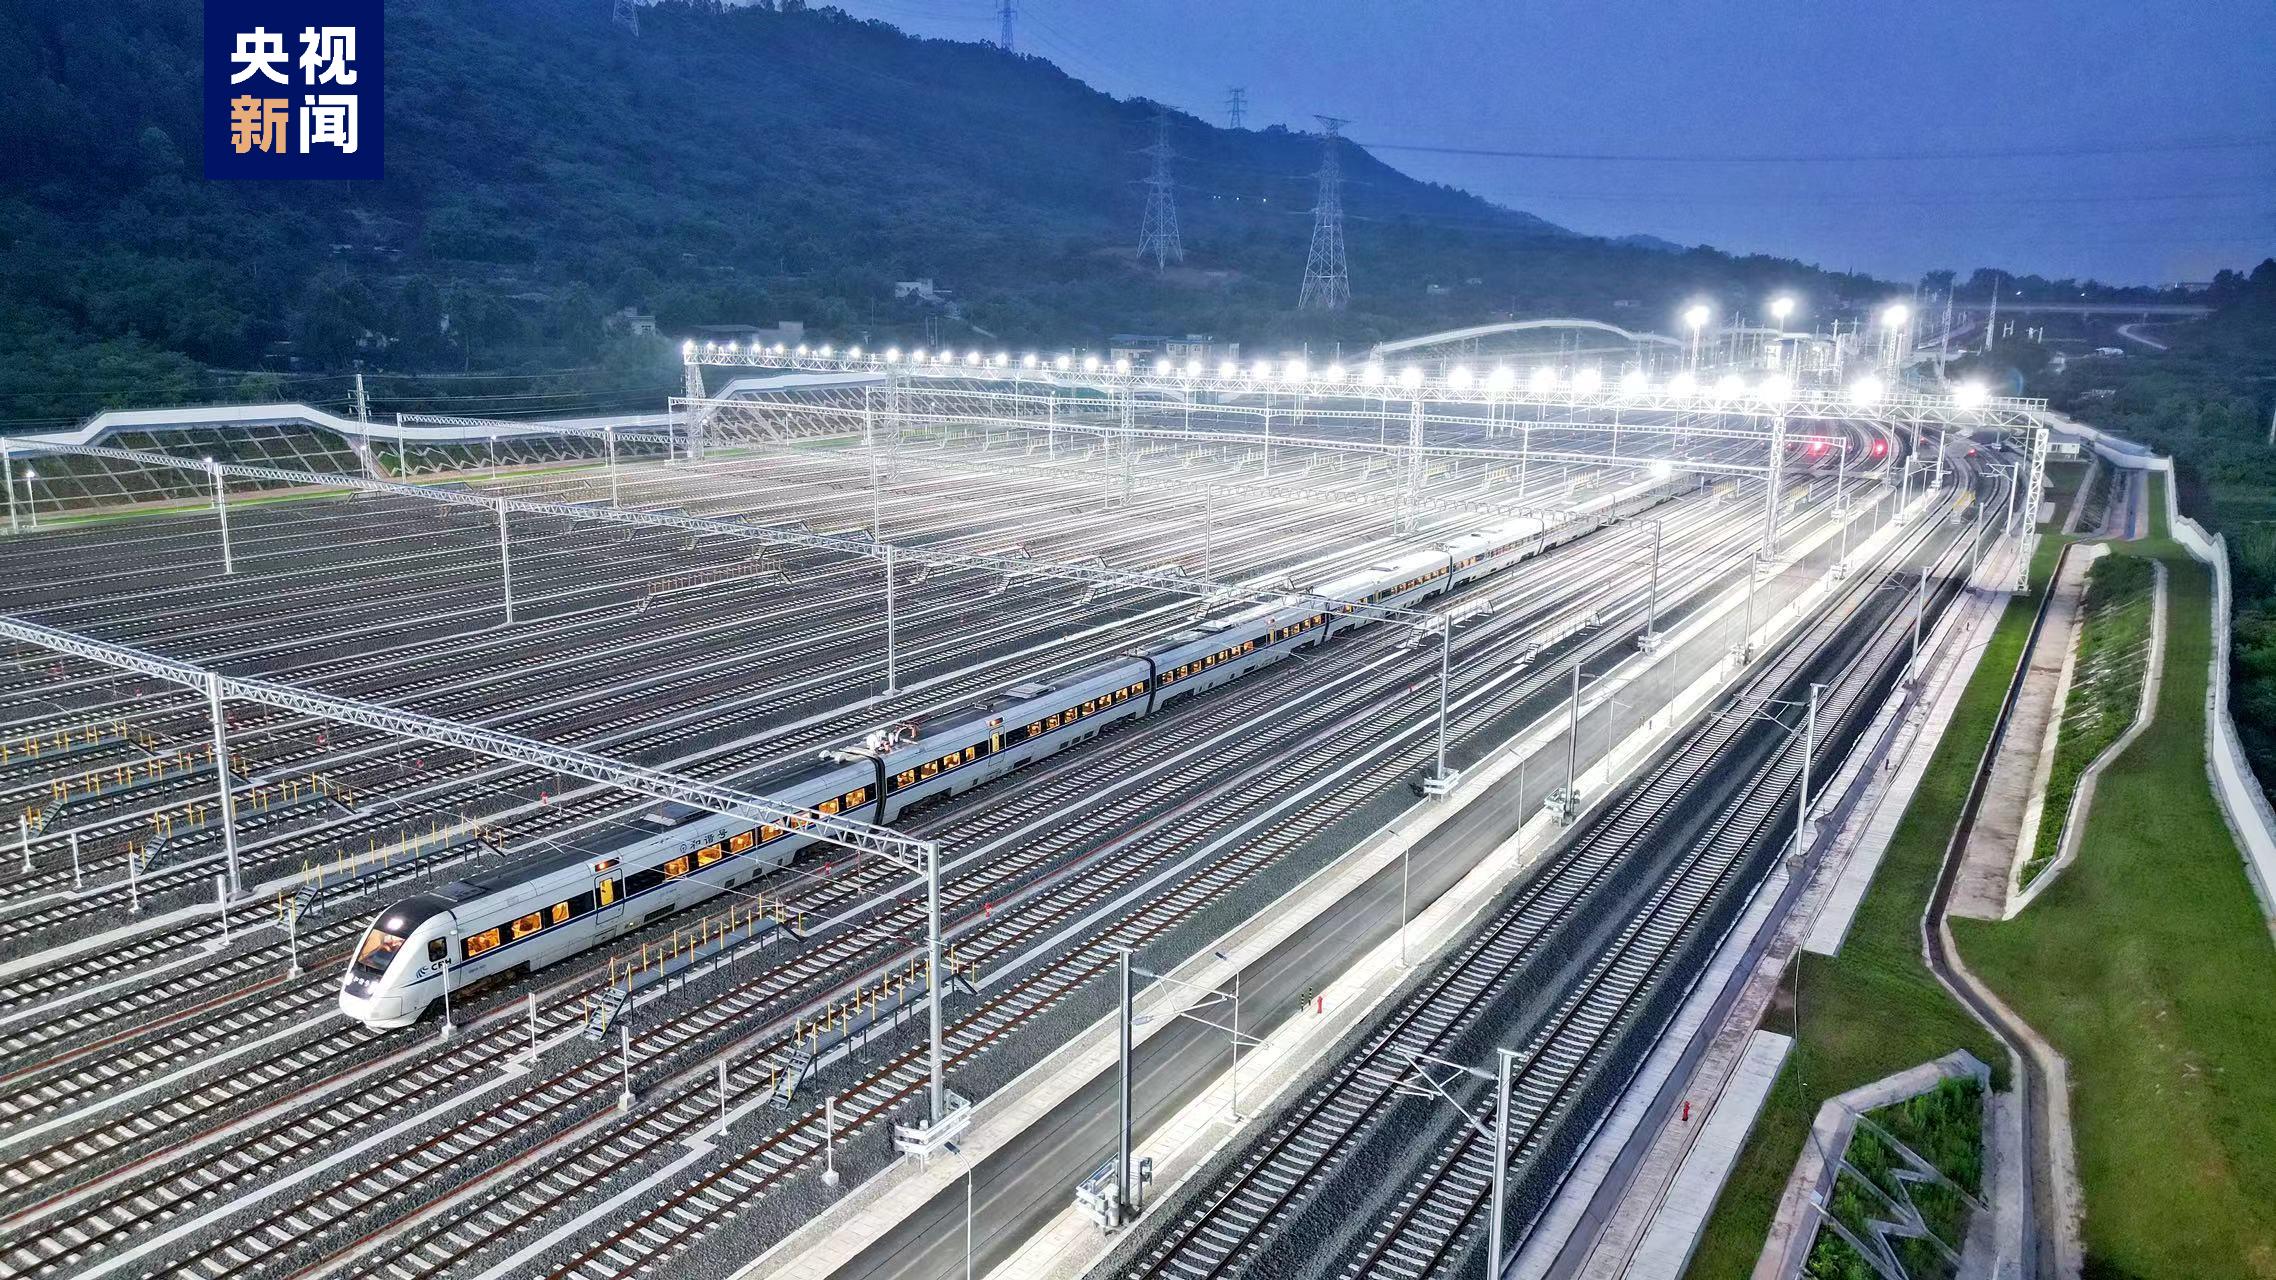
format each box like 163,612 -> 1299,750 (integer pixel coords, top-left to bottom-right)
0,614 -> 935,875
0,611 -> 965,1127
679,348 -> 2052,430
11,440 -> 1433,633
682,394 -> 1826,484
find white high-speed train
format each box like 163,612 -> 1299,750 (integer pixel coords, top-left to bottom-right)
341,480 -> 1678,1028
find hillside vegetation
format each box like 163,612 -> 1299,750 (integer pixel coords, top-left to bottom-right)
1,0 -> 1886,426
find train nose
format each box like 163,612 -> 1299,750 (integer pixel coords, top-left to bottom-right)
339,988 -> 414,1029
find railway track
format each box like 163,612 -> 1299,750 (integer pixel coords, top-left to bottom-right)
0,421 -> 1811,1275
1123,475 -> 1983,1280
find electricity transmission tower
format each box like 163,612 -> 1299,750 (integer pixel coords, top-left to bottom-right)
1225,87 -> 1247,129
1297,116 -> 1351,311
1136,105 -> 1184,272
998,0 -> 1015,52
610,0 -> 639,36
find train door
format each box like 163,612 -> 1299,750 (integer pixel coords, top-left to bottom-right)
593,859 -> 624,934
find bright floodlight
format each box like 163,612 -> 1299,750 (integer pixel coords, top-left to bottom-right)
1954,381 -> 1989,408
1324,363 -> 1347,383
1184,359 -> 1201,377
1488,366 -> 1516,392
1283,358 -> 1308,383
1022,352 -> 1039,368
1527,366 -> 1558,394
1882,303 -> 1912,329
1714,373 -> 1747,400
1083,355 -> 1101,372
796,344 -> 810,355
1218,359 -> 1239,379
1360,363 -> 1386,387
1650,460 -> 1675,480
681,339 -> 695,356
848,346 -> 862,359
1848,375 -> 1885,406
1055,354 -> 1073,371
1618,368 -> 1649,394
1114,357 -> 1131,374
1571,366 -> 1603,394
1770,296 -> 1795,323
1668,371 -> 1700,398
1399,365 -> 1424,389
1683,303 -> 1711,330
1446,365 -> 1474,391
1758,373 -> 1794,403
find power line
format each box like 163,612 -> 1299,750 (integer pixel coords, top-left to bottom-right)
1352,132 -> 2276,165
1297,116 -> 1351,312
610,0 -> 639,37
1136,104 -> 1185,273
997,0 -> 1015,52
1225,87 -> 1247,130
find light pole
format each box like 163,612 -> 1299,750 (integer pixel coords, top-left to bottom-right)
439,951 -> 456,1039
207,458 -> 234,575
23,468 -> 38,532
1881,302 -> 1913,373
1684,304 -> 1711,371
1768,296 -> 1795,372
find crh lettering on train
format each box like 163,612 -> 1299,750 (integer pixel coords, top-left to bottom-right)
203,0 -> 383,180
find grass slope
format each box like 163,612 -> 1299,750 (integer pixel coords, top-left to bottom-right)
1956,482 -> 2276,1279
2020,554 -> 2156,888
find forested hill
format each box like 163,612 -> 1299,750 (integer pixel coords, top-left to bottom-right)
1,0 -> 1881,426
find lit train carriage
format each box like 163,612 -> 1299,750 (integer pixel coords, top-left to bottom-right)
1311,545 -> 1458,635
1444,516 -> 1548,587
859,656 -> 1155,819
342,760 -> 876,1028
1137,600 -> 1321,711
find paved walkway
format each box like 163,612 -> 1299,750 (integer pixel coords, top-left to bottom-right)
1952,544 -> 2100,920
1620,1032 -> 1792,1279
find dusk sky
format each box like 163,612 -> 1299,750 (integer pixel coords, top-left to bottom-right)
834,0 -> 2276,286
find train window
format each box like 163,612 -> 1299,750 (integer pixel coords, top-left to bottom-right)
920,760 -> 941,780
761,823 -> 783,842
896,769 -> 919,790
664,854 -> 692,878
463,928 -> 501,960
818,799 -> 840,818
510,912 -> 544,941
1081,698 -> 1096,715
697,845 -> 724,868
962,746 -> 978,763
730,829 -> 757,851
599,878 -> 617,907
1027,722 -> 1045,739
353,927 -> 407,976
428,938 -> 447,963
846,787 -> 870,807
550,901 -> 571,926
